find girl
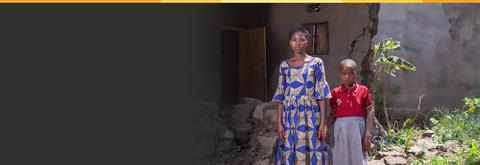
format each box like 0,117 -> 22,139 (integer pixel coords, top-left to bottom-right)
327,59 -> 373,165
273,26 -> 331,165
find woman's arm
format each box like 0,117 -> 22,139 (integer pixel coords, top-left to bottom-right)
317,99 -> 327,139
277,102 -> 285,141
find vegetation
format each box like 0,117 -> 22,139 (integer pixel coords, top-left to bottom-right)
381,94 -> 480,164
373,38 -> 416,131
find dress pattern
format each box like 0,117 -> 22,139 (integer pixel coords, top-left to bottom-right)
272,57 -> 331,165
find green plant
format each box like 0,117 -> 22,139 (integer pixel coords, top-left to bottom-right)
373,39 -> 417,76
466,139 -> 480,164
379,95 -> 480,164
429,155 -> 449,165
429,96 -> 480,144
388,118 -> 416,151
464,97 -> 480,113
425,96 -> 480,164
409,157 -> 425,165
373,38 -> 416,130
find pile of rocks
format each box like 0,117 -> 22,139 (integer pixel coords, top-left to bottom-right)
189,100 -> 229,164
368,129 -> 463,165
204,98 -> 279,165
370,149 -> 408,165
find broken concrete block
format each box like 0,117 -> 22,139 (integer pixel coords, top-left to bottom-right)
384,156 -> 408,165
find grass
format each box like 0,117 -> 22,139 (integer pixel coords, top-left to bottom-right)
381,95 -> 480,164
387,118 -> 416,151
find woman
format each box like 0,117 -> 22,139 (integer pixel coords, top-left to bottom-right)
272,26 -> 331,165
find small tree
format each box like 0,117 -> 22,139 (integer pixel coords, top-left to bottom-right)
373,38 -> 416,131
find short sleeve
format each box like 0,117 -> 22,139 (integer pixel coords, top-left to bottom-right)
362,88 -> 373,110
329,90 -> 337,110
272,63 -> 287,103
314,58 -> 331,100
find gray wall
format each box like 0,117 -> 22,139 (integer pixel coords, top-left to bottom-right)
267,4 -> 373,100
374,4 -> 480,115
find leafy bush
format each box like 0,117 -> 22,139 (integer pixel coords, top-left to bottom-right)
388,118 -> 416,151
384,95 -> 480,164
426,96 -> 480,164
429,98 -> 480,144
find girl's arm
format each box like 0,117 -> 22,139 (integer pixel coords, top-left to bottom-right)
326,107 -> 336,129
363,106 -> 374,151
365,107 -> 374,135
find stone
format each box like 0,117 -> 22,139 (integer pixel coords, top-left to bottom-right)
423,150 -> 437,160
240,97 -> 262,106
253,103 -> 277,121
445,140 -> 457,151
256,135 -> 277,153
222,130 -> 234,139
252,103 -> 278,133
378,151 -> 407,158
216,140 -> 234,153
416,138 -> 435,150
232,123 -> 252,145
421,130 -> 435,138
384,156 -> 408,165
263,106 -> 277,123
406,157 -> 414,163
427,143 -> 446,152
231,104 -> 256,125
252,105 -> 264,120
434,144 -> 448,152
407,146 -> 425,157
368,159 -> 386,165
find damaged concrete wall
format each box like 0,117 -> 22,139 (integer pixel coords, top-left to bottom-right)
374,4 -> 480,115
267,4 -> 375,100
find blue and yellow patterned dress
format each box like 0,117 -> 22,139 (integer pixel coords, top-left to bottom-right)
272,57 -> 331,165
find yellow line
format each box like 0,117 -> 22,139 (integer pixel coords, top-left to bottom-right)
220,0 -> 340,2
342,0 -> 422,2
161,0 -> 219,2
0,0 -> 478,2
0,0 -> 161,2
0,0 -> 341,2
422,0 -> 480,2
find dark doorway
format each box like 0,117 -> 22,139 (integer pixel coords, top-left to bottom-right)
221,29 -> 240,106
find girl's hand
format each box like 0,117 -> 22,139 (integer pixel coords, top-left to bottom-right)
317,125 -> 327,141
278,125 -> 286,142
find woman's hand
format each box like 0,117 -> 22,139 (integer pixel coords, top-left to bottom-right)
317,124 -> 327,142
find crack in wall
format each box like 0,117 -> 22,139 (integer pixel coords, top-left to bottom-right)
360,4 -> 380,89
348,27 -> 368,59
362,4 -> 380,88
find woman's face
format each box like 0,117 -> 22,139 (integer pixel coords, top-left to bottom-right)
289,32 -> 308,54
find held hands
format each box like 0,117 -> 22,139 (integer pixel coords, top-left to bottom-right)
317,124 -> 328,142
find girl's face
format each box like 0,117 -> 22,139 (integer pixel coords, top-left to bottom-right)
289,32 -> 308,54
340,66 -> 357,86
